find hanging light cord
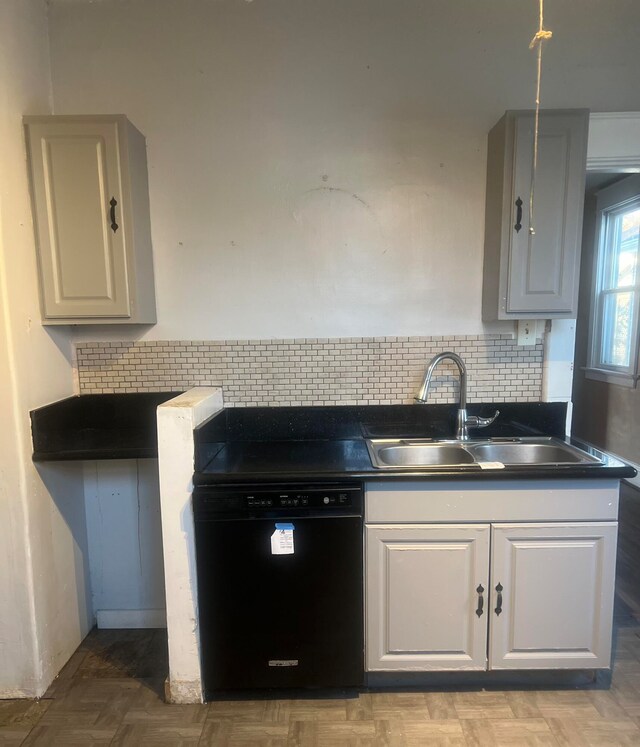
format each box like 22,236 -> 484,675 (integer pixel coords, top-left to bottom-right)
528,0 -> 553,236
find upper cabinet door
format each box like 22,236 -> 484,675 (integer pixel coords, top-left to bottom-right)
27,120 -> 129,318
482,110 -> 589,320
25,116 -> 156,325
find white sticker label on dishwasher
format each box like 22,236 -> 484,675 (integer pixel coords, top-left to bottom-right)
478,461 -> 506,470
271,523 -> 294,555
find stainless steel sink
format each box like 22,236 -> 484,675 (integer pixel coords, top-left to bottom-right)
465,441 -> 600,466
372,443 -> 476,467
366,437 -> 602,469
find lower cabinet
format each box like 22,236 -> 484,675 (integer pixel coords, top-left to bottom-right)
366,521 -> 617,672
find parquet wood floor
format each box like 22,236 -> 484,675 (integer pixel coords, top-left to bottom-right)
2,485 -> 640,746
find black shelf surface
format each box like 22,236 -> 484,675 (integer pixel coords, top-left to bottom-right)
31,392 -> 183,461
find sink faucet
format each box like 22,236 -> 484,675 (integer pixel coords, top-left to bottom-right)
414,351 -> 499,440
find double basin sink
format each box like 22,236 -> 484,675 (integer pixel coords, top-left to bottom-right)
366,437 -> 602,469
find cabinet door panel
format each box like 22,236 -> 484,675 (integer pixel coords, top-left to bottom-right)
507,112 -> 587,314
28,121 -> 130,318
489,523 -> 617,670
366,524 -> 490,671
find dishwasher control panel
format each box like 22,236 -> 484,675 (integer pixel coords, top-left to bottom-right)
193,485 -> 362,518
246,489 -> 353,509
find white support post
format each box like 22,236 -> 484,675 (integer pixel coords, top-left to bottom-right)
157,387 -> 224,703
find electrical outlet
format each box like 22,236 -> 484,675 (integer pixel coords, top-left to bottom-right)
517,319 -> 537,346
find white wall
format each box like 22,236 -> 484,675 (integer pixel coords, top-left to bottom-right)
47,0 -> 640,343
0,0 -> 91,697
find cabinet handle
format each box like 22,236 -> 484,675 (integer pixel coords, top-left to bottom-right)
475,584 -> 484,617
495,582 -> 503,616
514,197 -> 523,233
109,197 -> 119,233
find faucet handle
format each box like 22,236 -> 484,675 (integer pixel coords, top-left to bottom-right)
466,410 -> 500,430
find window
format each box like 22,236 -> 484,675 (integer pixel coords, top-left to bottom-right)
588,175 -> 640,385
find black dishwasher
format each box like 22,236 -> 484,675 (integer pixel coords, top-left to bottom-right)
193,483 -> 364,696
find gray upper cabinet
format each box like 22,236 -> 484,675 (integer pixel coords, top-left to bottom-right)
482,109 -> 589,320
24,115 -> 156,324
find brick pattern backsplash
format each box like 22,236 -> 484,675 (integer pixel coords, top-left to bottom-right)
75,335 -> 543,406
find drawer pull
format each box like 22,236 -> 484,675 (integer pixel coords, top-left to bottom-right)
514,197 -> 523,233
109,197 -> 119,233
475,584 -> 484,617
495,582 -> 503,616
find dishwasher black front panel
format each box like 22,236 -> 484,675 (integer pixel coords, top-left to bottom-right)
194,486 -> 364,694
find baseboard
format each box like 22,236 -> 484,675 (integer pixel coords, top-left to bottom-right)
96,608 -> 167,629
166,678 -> 203,704
0,686 -> 39,699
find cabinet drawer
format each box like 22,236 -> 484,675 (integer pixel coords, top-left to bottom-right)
364,480 -> 619,523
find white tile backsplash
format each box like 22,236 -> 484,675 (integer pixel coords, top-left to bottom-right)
75,335 -> 543,405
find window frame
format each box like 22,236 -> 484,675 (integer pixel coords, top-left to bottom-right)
586,174 -> 640,387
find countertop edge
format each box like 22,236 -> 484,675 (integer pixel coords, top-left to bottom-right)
32,448 -> 160,462
193,464 -> 637,486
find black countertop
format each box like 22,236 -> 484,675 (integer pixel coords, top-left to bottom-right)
193,403 -> 636,485
31,392 -> 182,461
31,396 -> 637,481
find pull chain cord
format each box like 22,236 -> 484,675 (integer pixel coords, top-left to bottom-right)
528,0 -> 553,236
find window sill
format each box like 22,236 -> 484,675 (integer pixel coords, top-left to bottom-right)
583,367 -> 638,388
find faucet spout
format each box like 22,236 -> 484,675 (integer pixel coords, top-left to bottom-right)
414,351 -> 467,410
414,351 -> 498,440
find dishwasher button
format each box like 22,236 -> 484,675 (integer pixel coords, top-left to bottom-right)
323,496 -> 330,505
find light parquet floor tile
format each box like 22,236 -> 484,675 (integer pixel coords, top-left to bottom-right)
460,717 -> 560,746
111,722 -> 204,746
206,720 -> 290,745
272,699 -> 349,723
423,692 -> 458,720
390,718 -> 467,746
546,716 -> 640,746
369,691 -> 431,721
530,690 -> 604,720
503,691 -> 543,719
0,730 -> 29,747
452,691 -> 516,720
36,679 -> 141,728
20,725 -> 118,745
305,719 -> 379,746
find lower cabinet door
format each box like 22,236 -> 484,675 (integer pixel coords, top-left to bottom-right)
366,524 -> 490,671
489,522 -> 618,670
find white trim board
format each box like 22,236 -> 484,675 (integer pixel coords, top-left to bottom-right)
96,609 -> 167,629
587,112 -> 640,171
